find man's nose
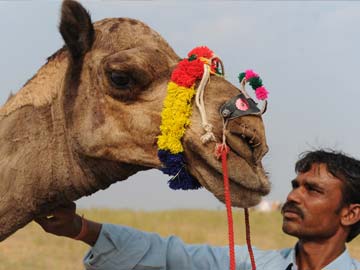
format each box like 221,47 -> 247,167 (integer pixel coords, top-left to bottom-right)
286,188 -> 302,204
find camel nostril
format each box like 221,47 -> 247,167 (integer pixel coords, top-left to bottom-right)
224,129 -> 254,164
236,124 -> 261,149
225,119 -> 268,165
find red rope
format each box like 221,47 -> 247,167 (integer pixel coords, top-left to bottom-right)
221,146 -> 236,270
219,143 -> 257,270
245,208 -> 256,270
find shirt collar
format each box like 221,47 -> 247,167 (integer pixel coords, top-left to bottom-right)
283,245 -> 297,270
286,243 -> 352,270
322,249 -> 352,270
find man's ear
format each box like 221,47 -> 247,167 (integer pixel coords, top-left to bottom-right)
341,203 -> 360,226
59,0 -> 94,60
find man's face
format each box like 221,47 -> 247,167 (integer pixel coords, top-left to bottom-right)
282,163 -> 345,240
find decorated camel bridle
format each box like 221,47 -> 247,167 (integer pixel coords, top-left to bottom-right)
157,46 -> 269,270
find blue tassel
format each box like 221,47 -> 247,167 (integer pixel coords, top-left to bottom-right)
158,150 -> 202,190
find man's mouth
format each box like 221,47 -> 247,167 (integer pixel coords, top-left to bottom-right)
282,211 -> 301,219
281,203 -> 304,219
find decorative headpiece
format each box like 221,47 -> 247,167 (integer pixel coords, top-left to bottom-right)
157,46 -> 224,190
220,70 -> 268,120
157,47 -> 268,191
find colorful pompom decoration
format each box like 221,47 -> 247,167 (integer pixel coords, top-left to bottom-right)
157,46 -> 223,190
238,70 -> 269,100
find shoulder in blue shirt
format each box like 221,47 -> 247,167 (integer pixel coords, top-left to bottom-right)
83,224 -> 360,270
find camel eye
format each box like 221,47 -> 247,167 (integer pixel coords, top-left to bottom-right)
110,72 -> 132,89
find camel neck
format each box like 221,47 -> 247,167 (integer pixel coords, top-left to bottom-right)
0,48 -> 92,206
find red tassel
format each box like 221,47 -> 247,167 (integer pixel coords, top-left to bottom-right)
187,46 -> 214,59
170,68 -> 196,88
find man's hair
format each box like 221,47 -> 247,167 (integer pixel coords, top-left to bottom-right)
295,149 -> 360,242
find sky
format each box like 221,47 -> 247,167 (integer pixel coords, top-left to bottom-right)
1,1 -> 360,210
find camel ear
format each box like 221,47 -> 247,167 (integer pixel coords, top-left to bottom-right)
59,0 -> 94,60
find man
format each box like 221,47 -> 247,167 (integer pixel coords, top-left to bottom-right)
36,149 -> 360,270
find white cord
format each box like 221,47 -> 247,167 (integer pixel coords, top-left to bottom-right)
195,64 -> 216,144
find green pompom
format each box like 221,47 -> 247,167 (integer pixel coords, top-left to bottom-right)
248,77 -> 263,89
238,72 -> 246,83
188,54 -> 197,61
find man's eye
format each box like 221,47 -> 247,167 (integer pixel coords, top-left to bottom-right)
306,185 -> 320,193
110,72 -> 132,89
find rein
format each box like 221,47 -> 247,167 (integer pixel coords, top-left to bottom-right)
218,142 -> 256,270
158,46 -> 268,270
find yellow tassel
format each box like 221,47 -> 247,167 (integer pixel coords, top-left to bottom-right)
158,82 -> 196,154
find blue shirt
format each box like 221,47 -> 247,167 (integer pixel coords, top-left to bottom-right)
83,224 -> 360,270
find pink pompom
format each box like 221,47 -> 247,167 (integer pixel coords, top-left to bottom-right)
245,70 -> 259,80
255,86 -> 269,100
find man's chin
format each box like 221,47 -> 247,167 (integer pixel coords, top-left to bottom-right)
282,219 -> 301,237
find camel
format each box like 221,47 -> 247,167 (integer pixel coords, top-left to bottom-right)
0,0 -> 270,242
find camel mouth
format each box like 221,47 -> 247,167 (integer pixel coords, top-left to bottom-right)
184,140 -> 270,207
213,149 -> 270,193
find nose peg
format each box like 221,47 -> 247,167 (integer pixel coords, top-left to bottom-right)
219,93 -> 262,121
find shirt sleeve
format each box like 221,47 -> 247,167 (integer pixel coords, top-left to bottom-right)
83,223 -> 252,270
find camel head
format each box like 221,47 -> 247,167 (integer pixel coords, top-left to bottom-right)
59,1 -> 270,205
0,0 -> 270,241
